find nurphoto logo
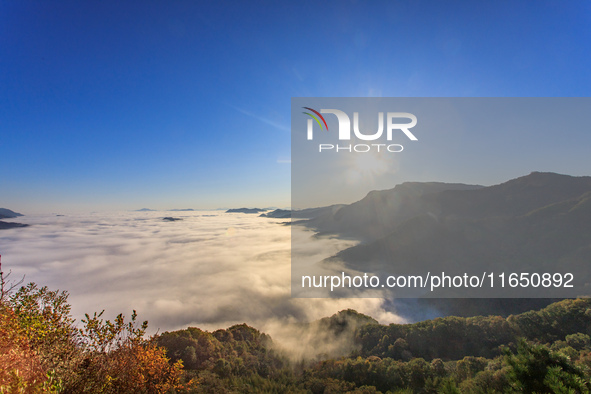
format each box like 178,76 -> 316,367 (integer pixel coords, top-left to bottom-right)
303,107 -> 418,153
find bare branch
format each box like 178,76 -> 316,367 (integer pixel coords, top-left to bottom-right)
0,255 -> 25,302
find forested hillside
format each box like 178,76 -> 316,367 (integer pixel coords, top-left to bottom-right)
2,264 -> 591,393
155,299 -> 591,393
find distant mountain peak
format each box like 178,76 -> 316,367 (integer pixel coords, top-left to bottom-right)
500,171 -> 590,186
260,209 -> 291,218
226,208 -> 266,214
0,208 -> 24,219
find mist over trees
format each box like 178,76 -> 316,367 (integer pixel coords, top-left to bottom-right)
2,264 -> 591,392
154,298 -> 591,393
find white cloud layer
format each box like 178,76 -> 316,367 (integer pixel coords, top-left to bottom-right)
0,212 -> 402,344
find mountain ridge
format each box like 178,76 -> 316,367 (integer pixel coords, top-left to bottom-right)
0,208 -> 24,219
322,172 -> 591,299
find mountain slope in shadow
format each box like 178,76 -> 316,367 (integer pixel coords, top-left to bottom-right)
328,173 -> 591,282
299,172 -> 591,316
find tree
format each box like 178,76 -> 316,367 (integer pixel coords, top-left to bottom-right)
0,260 -> 183,393
0,275 -> 77,392
67,309 -> 183,393
566,333 -> 590,351
505,339 -> 590,393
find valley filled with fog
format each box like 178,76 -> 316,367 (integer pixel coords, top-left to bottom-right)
0,211 -> 400,340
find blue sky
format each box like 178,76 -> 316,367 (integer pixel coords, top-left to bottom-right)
1,1 -> 591,212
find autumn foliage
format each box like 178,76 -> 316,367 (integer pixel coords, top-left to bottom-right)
0,306 -> 53,393
0,264 -> 182,393
4,257 -> 591,392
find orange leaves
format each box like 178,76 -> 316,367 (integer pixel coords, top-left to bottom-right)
0,274 -> 184,393
0,306 -> 52,393
76,341 -> 183,393
129,342 -> 184,393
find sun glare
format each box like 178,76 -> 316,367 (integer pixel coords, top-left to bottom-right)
345,150 -> 392,184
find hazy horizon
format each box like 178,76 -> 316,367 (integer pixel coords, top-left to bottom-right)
5,169 -> 591,216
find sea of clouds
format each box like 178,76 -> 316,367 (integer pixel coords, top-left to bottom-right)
0,211 -> 402,356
